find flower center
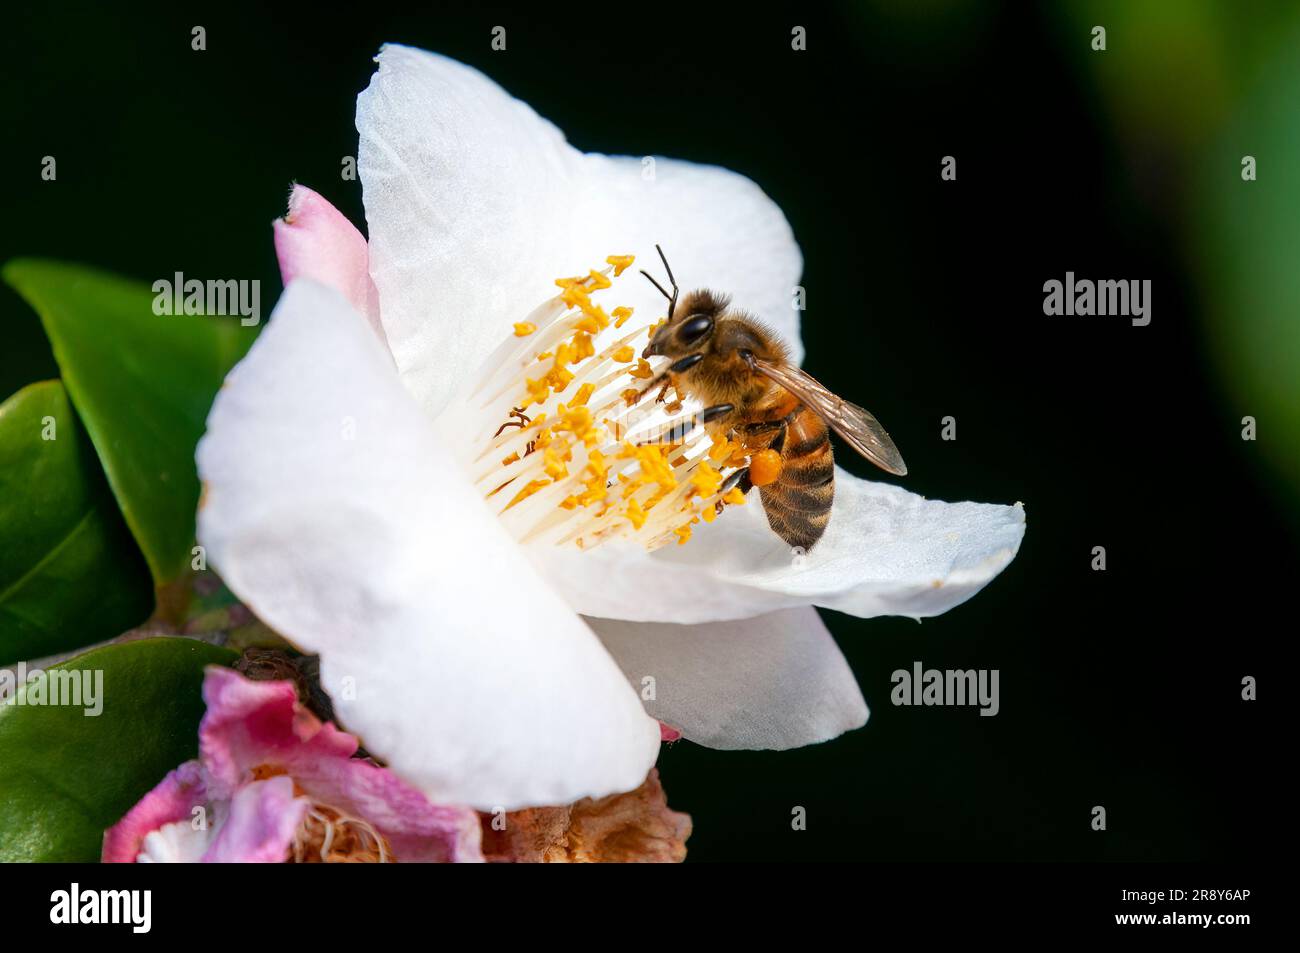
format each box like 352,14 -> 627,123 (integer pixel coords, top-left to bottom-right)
292,803 -> 392,863
463,255 -> 749,551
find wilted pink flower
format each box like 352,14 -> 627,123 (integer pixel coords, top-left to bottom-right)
103,666 -> 482,862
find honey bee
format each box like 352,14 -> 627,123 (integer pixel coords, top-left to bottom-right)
638,246 -> 907,551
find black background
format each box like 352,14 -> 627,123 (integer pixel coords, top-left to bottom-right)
2,2 -> 1284,861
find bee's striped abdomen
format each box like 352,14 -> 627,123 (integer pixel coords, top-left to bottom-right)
758,403 -> 835,551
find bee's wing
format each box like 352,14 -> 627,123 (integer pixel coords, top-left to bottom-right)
753,358 -> 908,476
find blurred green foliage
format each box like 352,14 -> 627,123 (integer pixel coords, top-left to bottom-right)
1055,0 -> 1300,516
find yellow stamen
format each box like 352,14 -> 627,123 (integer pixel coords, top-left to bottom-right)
560,284 -> 592,310
544,440 -> 571,480
605,255 -> 635,277
523,376 -> 550,408
554,404 -> 599,447
571,332 -> 595,361
505,479 -> 551,510
488,254 -> 750,551
689,459 -> 724,498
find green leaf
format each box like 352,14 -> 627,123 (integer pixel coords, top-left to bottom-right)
3,259 -> 258,586
0,637 -> 236,862
0,381 -> 154,664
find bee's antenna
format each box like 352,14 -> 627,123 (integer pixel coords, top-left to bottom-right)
639,244 -> 679,318
656,244 -> 676,291
640,269 -> 672,302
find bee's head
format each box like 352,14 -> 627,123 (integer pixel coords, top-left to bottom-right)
642,289 -> 727,360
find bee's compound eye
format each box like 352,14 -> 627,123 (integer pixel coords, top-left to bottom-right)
679,314 -> 713,343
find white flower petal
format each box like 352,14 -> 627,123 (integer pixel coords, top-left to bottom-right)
356,44 -> 802,419
588,608 -> 868,750
533,469 -> 1025,624
572,152 -> 804,362
137,819 -> 214,863
197,280 -> 660,811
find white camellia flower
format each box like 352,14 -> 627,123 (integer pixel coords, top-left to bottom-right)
196,44 -> 1026,812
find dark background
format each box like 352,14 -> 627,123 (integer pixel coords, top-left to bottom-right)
2,2 -> 1288,861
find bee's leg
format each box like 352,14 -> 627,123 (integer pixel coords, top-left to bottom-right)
637,403 -> 734,445
633,371 -> 673,404
634,354 -> 704,404
714,466 -> 754,514
737,417 -> 788,452
719,466 -> 753,497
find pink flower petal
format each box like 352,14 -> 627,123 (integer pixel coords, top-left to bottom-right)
198,666 -> 483,862
659,723 -> 682,743
198,665 -> 356,798
272,184 -> 387,347
102,761 -> 206,863
201,776 -> 309,863
291,755 -> 484,862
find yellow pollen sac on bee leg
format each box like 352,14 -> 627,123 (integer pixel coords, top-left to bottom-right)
748,448 -> 783,487
605,255 -> 635,277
